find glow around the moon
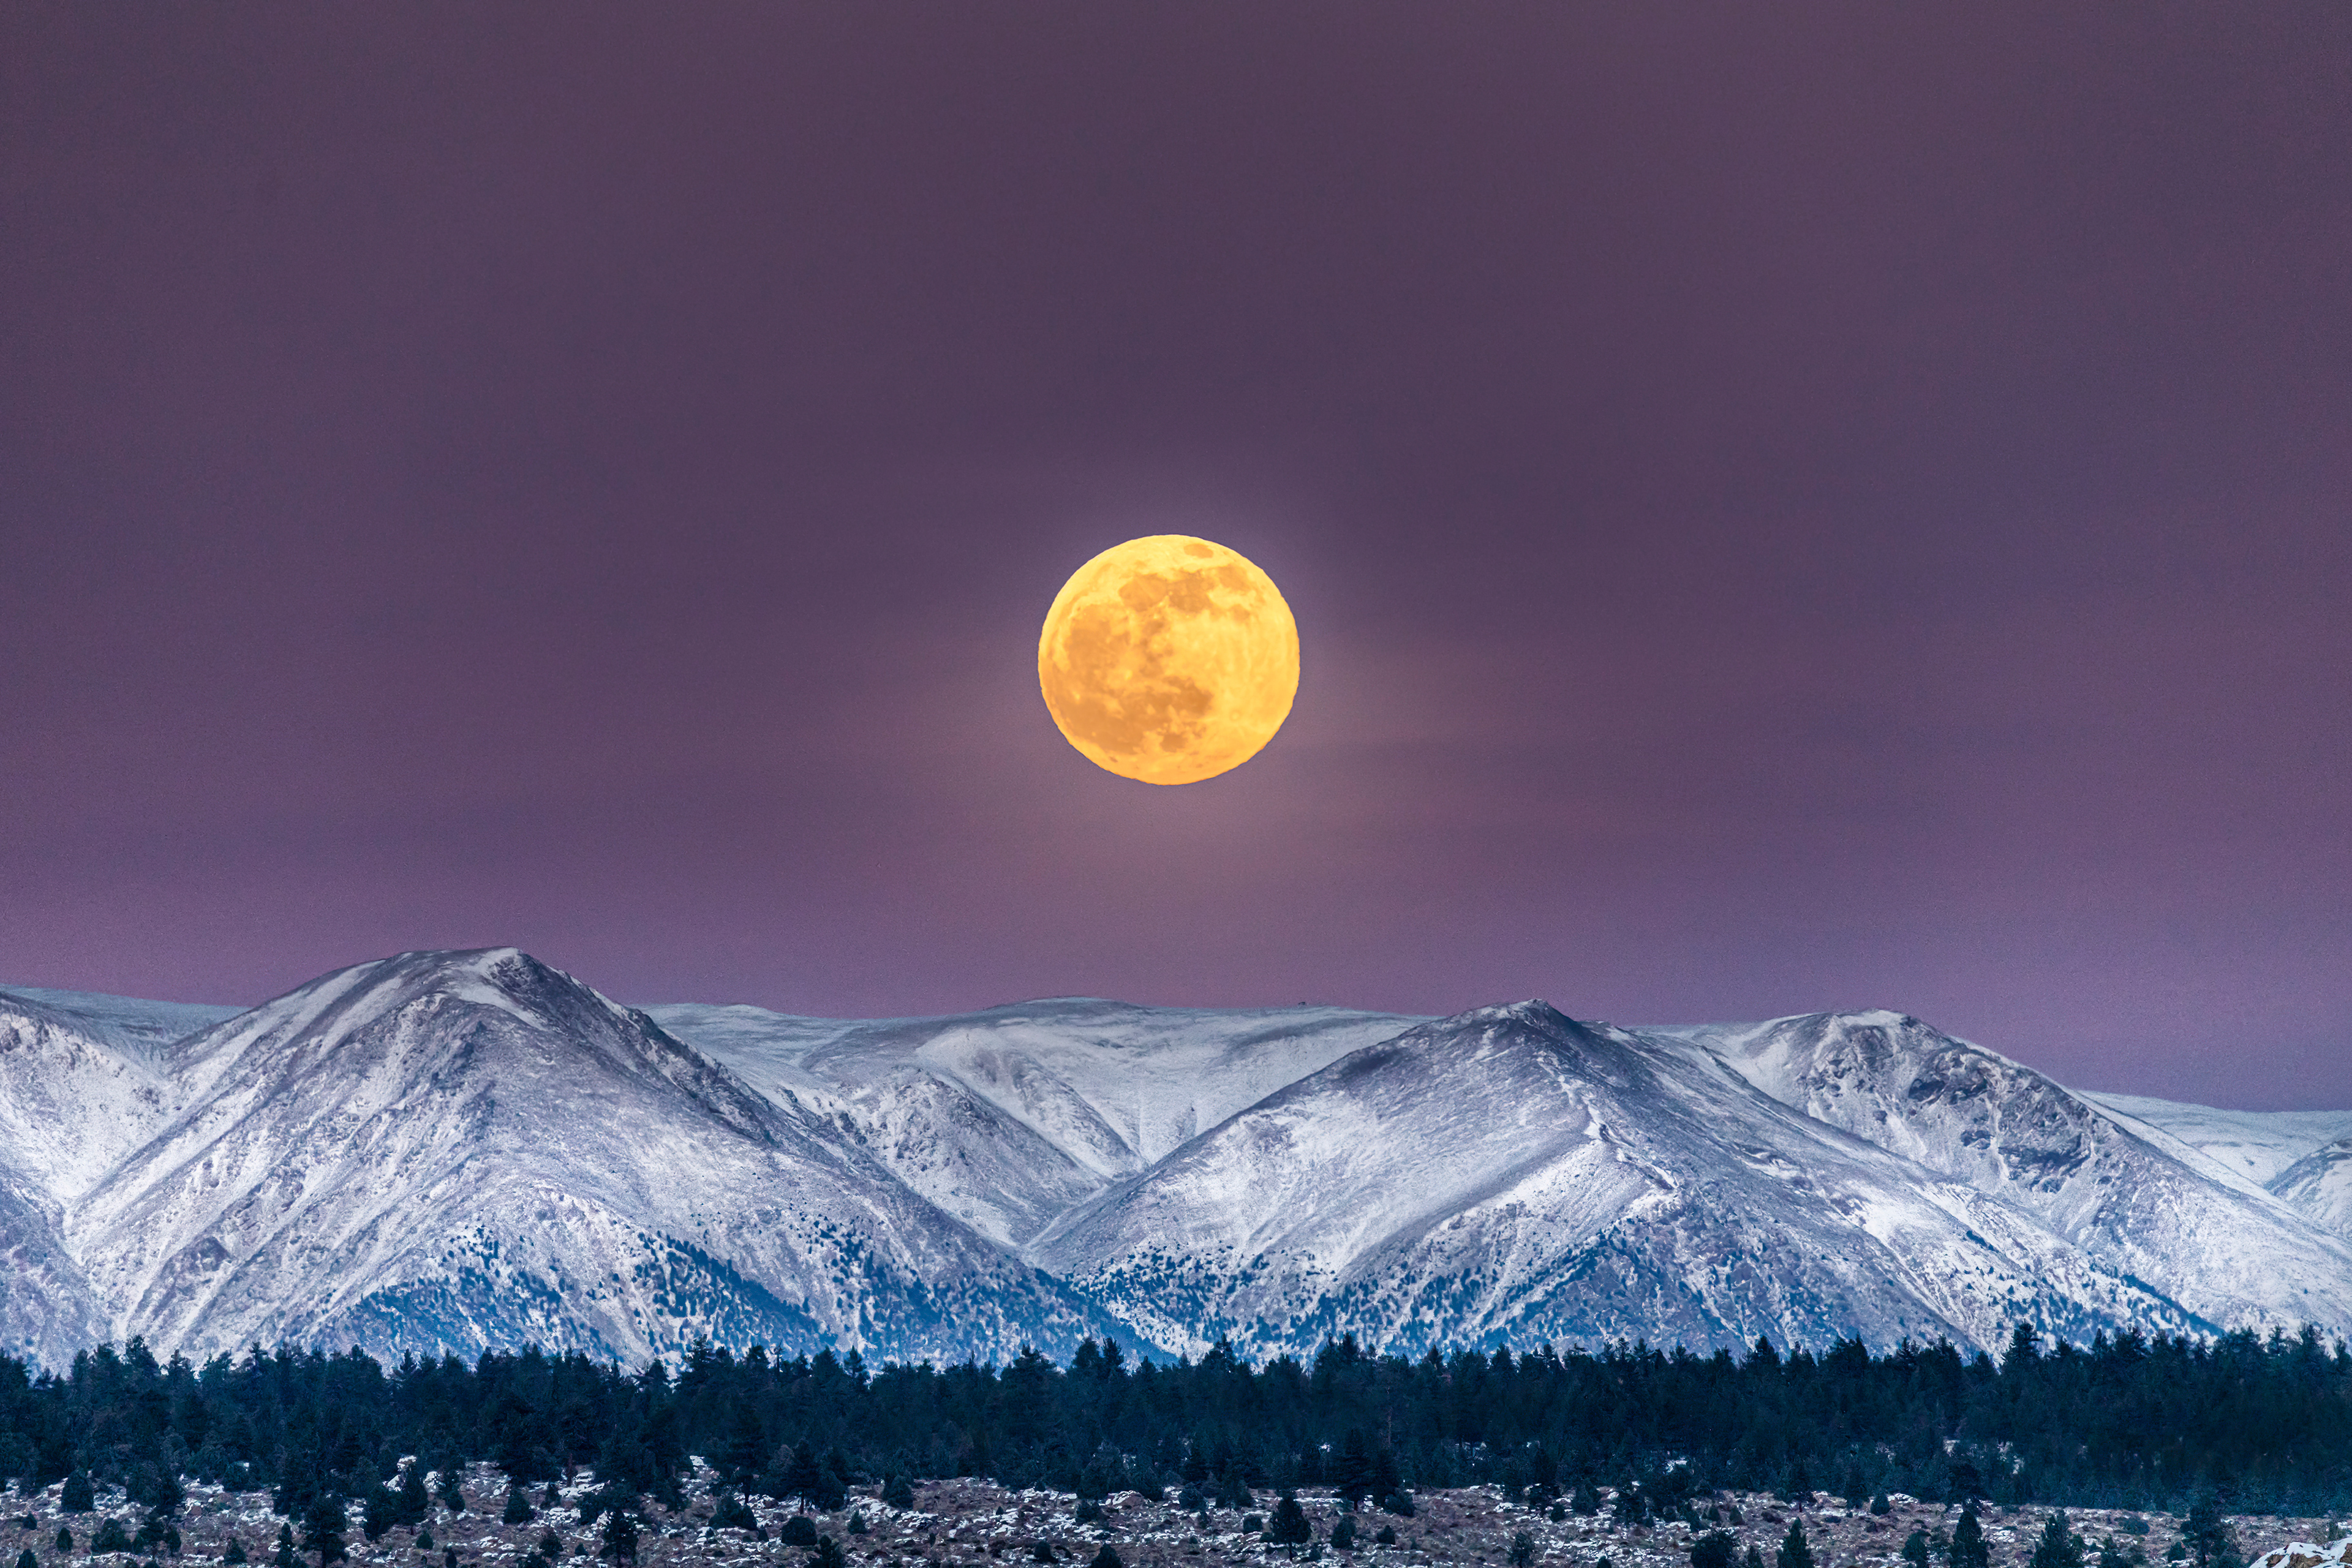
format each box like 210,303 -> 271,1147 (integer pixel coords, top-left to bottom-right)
1038,535 -> 1300,785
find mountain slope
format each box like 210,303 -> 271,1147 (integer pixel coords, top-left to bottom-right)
647,998 -> 1418,1248
2073,1091 -> 2352,1187
10,956 -> 2351,1367
1025,1003 -> 2238,1360
66,950 -> 1115,1364
1651,1012 -> 2352,1340
2267,1140 -> 2352,1238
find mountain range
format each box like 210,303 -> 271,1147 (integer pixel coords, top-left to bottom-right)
3,947 -> 2349,1370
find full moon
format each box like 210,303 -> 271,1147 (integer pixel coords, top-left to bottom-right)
1038,535 -> 1300,785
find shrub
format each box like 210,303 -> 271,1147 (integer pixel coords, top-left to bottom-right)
1329,1515 -> 1355,1551
1509,1531 -> 1537,1568
94,1518 -> 135,1554
1375,1526 -> 1398,1547
881,1477 -> 915,1511
1073,1501 -> 1103,1526
1088,1550 -> 1122,1568
778,1517 -> 818,1548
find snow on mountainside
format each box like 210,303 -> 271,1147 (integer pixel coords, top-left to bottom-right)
2074,1092 -> 2352,1186
645,998 -> 1418,1248
1028,1003 -> 2257,1360
1650,1012 -> 2352,1337
0,987 -> 217,1364
61,950 -> 1115,1365
7,952 -> 2352,1368
2266,1140 -> 2352,1239
0,987 -> 232,1202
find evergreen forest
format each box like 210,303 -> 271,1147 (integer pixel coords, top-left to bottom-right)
3,1323 -> 2348,1535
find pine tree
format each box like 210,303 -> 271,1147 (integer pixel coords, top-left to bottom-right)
1744,1545 -> 1768,1568
1904,1529 -> 1932,1568
1509,1531 -> 1537,1568
15,1548 -> 34,1568
1088,1550 -> 1123,1568
273,1524 -> 296,1568
2032,1515 -> 2086,1568
1333,1433 -> 1376,1508
94,1518 -> 134,1554
299,1495 -> 348,1568
2099,1539 -> 2149,1568
1692,1530 -> 1736,1568
881,1476 -> 915,1510
719,1406 -> 767,1488
780,1446 -> 826,1511
779,1517 -> 819,1547
62,1474 -> 93,1515
505,1487 -> 535,1526
1269,1493 -> 1313,1547
1953,1504 -> 1990,1568
809,1536 -> 845,1568
398,1465 -> 431,1529
2181,1498 -> 2242,1568
1778,1521 -> 1814,1568
597,1510 -> 637,1565
53,1531 -> 72,1555
1330,1515 -> 1357,1551
362,1484 -> 400,1544
224,1540 -> 247,1566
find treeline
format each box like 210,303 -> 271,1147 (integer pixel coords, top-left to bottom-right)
3,1322 -> 2350,1525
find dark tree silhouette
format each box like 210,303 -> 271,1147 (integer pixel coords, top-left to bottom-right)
1953,1503 -> 1991,1568
2033,1515 -> 2086,1568
1693,1529 -> 1737,1568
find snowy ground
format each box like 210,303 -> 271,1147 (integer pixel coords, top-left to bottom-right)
5,1466 -> 2339,1568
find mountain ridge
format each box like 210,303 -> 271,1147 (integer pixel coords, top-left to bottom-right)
6,952 -> 2351,1368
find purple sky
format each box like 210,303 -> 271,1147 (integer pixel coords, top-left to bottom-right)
4,5 -> 2348,1108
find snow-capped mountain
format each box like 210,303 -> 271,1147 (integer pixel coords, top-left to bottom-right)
2075,1091 -> 2352,1188
643,998 -> 1417,1250
0,986 -> 236,1364
49,951 -> 1115,1365
5,950 -> 2351,1368
1025,1003 -> 2350,1359
1651,1012 -> 2352,1340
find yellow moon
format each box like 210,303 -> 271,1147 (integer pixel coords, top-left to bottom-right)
1038,535 -> 1300,785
